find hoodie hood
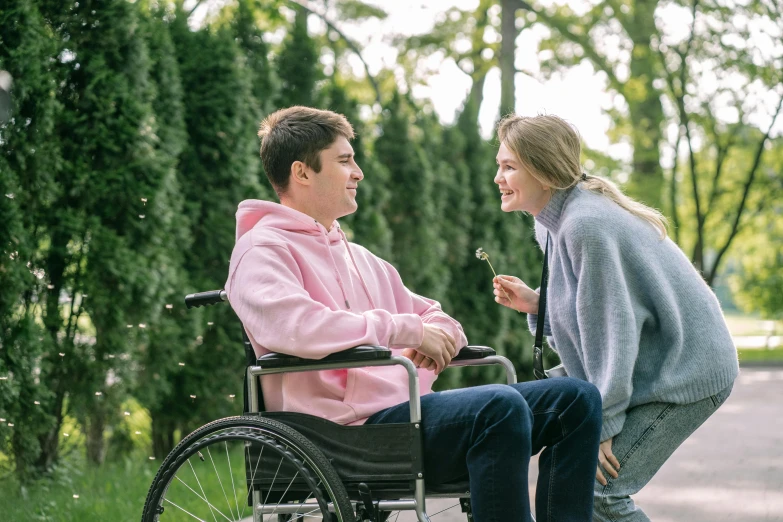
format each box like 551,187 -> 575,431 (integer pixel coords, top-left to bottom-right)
236,199 -> 343,243
234,199 -> 370,310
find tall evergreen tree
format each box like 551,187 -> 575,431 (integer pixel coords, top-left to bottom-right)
375,91 -> 449,300
230,0 -> 279,203
144,11 -> 265,451
275,4 -> 321,108
232,0 -> 278,117
129,3 -> 195,459
414,103 -> 474,313
0,0 -> 63,479
41,0 -> 186,466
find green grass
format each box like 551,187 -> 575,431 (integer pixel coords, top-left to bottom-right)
0,445 -> 261,522
738,347 -> 783,363
0,454 -> 158,521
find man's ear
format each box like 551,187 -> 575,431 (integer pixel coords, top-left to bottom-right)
290,160 -> 311,187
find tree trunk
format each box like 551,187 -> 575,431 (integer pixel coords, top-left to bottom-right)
626,0 -> 665,209
467,74 -> 487,120
152,414 -> 177,459
499,0 -> 519,116
33,390 -> 64,473
85,408 -> 107,466
34,229 -> 70,472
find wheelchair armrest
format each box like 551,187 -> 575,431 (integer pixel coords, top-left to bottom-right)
257,345 -> 391,369
451,345 -> 496,362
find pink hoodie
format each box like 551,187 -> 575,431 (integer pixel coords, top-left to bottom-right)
225,200 -> 468,425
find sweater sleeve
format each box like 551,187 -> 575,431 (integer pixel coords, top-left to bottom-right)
527,288 -> 553,339
565,221 -> 642,441
227,245 -> 427,359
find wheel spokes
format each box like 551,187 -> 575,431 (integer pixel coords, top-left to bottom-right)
173,476 -> 233,522
225,441 -> 242,520
187,458 -> 222,522
156,430 -> 339,522
207,447 -> 238,520
163,497 -> 209,522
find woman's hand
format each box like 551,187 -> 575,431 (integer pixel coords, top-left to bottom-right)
493,275 -> 540,314
596,438 -> 620,486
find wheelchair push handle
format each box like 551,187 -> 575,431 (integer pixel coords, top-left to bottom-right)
185,289 -> 227,309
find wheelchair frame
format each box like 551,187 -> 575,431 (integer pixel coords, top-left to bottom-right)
173,289 -> 519,522
247,349 -> 517,521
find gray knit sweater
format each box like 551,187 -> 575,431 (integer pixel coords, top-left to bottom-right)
528,185 -> 739,441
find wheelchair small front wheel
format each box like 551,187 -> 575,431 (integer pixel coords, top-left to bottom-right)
141,416 -> 354,522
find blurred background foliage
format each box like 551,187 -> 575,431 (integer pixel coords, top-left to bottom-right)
0,0 -> 781,511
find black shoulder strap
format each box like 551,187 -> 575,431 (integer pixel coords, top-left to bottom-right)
533,233 -> 550,380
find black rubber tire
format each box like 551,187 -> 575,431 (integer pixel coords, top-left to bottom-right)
141,415 -> 355,522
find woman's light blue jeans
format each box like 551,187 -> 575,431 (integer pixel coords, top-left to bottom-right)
593,383 -> 734,521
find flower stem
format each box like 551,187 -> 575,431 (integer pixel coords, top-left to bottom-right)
486,259 -> 520,313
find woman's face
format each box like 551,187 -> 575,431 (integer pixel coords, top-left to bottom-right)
494,142 -> 551,215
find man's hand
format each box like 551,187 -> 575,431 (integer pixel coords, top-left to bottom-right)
401,348 -> 436,371
402,324 -> 457,374
493,275 -> 540,314
596,438 -> 620,486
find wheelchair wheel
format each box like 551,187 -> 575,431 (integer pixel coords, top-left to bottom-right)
141,416 -> 354,522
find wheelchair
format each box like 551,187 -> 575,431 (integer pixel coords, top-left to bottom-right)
141,289 -> 522,522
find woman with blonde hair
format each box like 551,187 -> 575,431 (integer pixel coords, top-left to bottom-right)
492,114 -> 738,521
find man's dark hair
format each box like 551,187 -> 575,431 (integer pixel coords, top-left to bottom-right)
258,106 -> 355,195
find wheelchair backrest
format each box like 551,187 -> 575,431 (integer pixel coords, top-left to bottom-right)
184,289 -> 268,413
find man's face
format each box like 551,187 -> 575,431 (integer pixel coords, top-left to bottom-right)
310,136 -> 364,222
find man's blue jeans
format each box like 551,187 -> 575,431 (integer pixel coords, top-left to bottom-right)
366,378 -> 602,522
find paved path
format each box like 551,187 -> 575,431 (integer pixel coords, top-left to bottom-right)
413,366 -> 783,521
734,335 -> 782,349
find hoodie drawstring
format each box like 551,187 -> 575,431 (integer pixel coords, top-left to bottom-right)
318,223 -> 352,309
339,228 -> 378,310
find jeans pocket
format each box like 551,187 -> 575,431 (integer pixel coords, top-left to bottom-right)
618,403 -> 675,468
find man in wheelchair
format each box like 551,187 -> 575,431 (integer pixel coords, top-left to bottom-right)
225,106 -> 602,521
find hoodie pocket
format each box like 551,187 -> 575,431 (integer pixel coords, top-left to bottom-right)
344,367 -> 409,417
